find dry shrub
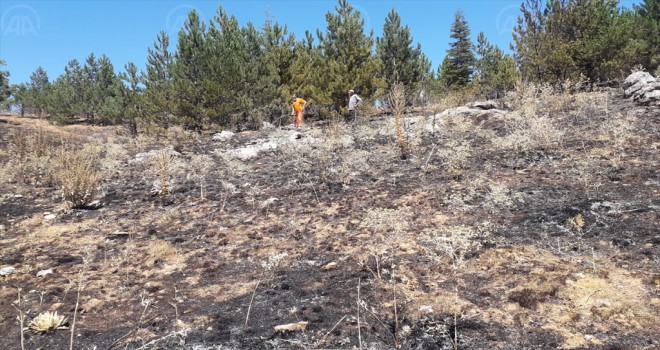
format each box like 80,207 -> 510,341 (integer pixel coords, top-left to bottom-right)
360,207 -> 413,278
492,113 -> 564,153
57,146 -> 102,208
389,83 -> 409,159
437,140 -> 472,175
149,149 -> 177,200
187,154 -> 215,199
321,149 -> 371,186
421,225 -> 482,270
5,128 -> 58,186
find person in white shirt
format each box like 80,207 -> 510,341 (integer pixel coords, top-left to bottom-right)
347,89 -> 362,122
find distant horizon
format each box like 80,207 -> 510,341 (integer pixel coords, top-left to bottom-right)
1,0 -> 641,85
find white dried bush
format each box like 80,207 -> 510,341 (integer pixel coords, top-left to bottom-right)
29,311 -> 68,332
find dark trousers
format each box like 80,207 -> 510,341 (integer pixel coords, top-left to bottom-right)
346,109 -> 357,122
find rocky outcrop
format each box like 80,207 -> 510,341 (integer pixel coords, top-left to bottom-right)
623,71 -> 660,106
467,100 -> 499,110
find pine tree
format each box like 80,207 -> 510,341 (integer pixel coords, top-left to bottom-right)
97,54 -> 122,124
118,62 -> 143,136
171,9 -> 206,130
634,0 -> 660,72
475,32 -> 518,98
0,60 -> 12,109
514,0 -> 650,84
203,5 -> 251,126
317,0 -> 383,111
377,8 -> 429,96
144,31 -> 174,126
439,9 -> 476,88
262,20 -> 296,118
27,66 -> 50,116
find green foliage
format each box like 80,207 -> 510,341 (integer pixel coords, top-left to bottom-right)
0,60 -> 11,108
439,10 -> 476,88
474,32 -> 518,98
513,0 -> 652,85
171,9 -> 206,130
316,0 -> 383,111
634,0 -> 660,72
143,31 -> 174,127
376,8 -> 430,96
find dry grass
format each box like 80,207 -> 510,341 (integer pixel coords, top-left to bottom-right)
57,146 -> 102,208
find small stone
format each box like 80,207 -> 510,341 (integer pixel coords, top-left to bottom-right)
37,269 -> 54,277
419,305 -> 434,314
0,224 -> 5,232
206,327 -> 213,332
44,214 -> 56,220
0,266 -> 16,277
14,194 -> 23,198
645,243 -> 653,248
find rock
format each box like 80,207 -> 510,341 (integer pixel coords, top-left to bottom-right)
321,262 -> 337,270
44,213 -> 56,221
129,147 -> 181,165
638,89 -> 660,105
0,266 -> 16,277
622,71 -> 655,90
85,200 -> 102,210
419,305 -> 434,314
623,71 -> 660,105
37,269 -> 54,277
467,100 -> 498,110
437,106 -> 483,118
274,321 -> 308,332
14,194 -> 23,198
212,130 -> 235,142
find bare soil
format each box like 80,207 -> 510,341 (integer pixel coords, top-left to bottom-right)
0,91 -> 658,350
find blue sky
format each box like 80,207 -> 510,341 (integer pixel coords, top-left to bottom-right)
0,0 -> 640,85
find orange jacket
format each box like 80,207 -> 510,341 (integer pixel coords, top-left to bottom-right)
292,98 -> 306,113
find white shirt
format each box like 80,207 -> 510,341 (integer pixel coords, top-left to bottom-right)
349,94 -> 362,110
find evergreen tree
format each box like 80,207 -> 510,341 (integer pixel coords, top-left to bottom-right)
117,62 -> 143,136
11,83 -> 28,116
143,31 -> 174,126
203,5 -> 251,126
0,60 -> 12,108
513,0 -> 650,84
317,0 -> 383,111
475,32 -> 518,98
27,66 -> 50,116
261,20 -> 296,120
439,9 -> 476,88
377,8 -> 429,96
171,9 -> 207,130
634,0 -> 660,72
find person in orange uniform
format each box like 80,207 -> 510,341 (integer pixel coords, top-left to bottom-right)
291,94 -> 306,128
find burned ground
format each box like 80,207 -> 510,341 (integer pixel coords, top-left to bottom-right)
0,88 -> 658,350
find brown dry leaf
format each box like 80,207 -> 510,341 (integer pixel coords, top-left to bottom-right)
321,262 -> 337,270
274,321 -> 308,332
